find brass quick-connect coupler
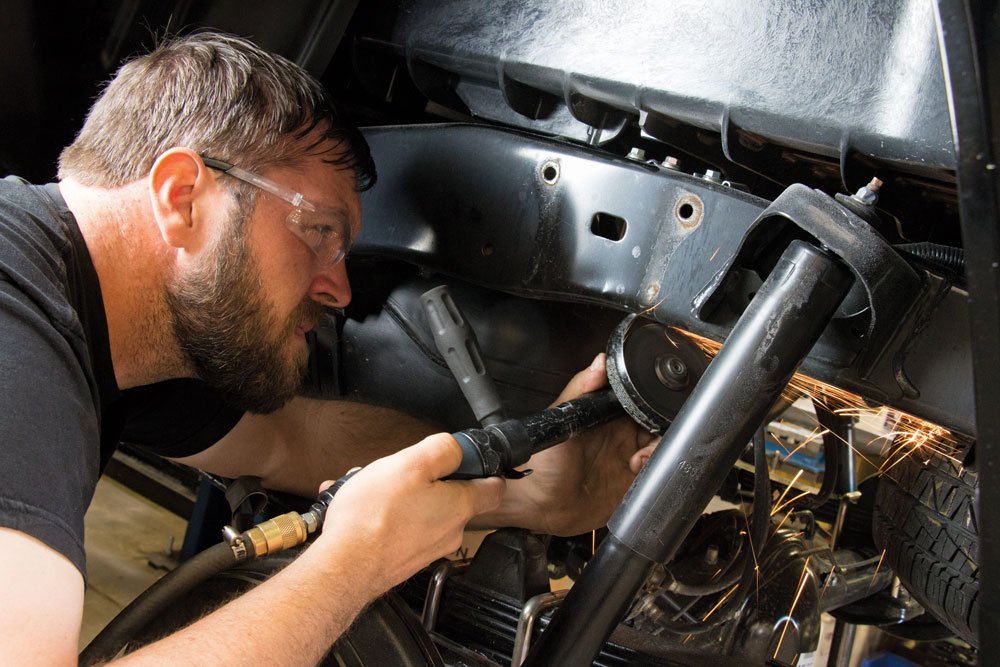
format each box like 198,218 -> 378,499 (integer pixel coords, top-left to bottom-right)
223,511 -> 310,561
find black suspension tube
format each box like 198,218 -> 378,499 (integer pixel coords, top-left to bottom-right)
524,241 -> 853,666
80,542 -> 238,665
665,428 -> 771,602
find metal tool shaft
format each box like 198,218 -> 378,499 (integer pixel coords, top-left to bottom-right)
524,241 -> 853,666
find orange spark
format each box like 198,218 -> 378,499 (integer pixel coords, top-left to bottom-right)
771,469 -> 805,516
818,565 -> 836,603
772,489 -> 813,516
869,550 -> 887,592
702,584 -> 741,621
773,556 -> 812,660
781,427 -> 829,463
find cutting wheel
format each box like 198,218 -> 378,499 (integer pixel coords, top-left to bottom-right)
606,314 -> 710,432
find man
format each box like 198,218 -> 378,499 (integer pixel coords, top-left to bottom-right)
0,32 -> 654,664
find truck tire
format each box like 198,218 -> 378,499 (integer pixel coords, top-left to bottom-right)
872,452 -> 978,645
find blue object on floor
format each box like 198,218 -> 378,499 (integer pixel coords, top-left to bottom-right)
863,653 -> 919,667
765,439 -> 826,474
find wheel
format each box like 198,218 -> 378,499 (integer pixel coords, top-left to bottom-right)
872,452 -> 978,645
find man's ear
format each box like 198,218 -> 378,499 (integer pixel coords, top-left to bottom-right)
148,148 -> 220,251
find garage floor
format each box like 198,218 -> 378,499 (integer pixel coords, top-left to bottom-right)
80,477 -> 187,649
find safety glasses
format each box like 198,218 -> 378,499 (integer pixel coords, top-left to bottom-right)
202,156 -> 352,266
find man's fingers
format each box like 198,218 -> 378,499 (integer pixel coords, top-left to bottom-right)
551,353 -> 609,406
404,432 -> 465,480
629,442 -> 658,474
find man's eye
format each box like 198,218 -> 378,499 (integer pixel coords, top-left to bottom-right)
302,223 -> 336,241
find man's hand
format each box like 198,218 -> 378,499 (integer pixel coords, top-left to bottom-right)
474,353 -> 658,536
315,434 -> 506,596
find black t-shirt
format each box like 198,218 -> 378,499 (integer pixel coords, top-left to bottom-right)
0,177 -> 242,578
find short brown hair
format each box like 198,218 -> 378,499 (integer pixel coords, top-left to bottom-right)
58,32 -> 375,191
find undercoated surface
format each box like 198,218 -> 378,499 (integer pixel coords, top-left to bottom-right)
80,477 -> 186,649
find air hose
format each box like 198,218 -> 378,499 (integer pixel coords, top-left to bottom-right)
79,541 -> 239,665
80,484 -> 346,665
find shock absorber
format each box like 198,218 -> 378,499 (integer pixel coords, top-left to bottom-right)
523,240 -> 854,666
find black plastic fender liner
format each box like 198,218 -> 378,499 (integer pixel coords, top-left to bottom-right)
334,263 -> 625,430
355,0 -> 955,177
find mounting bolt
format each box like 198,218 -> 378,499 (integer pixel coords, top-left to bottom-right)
701,169 -> 723,183
654,354 -> 689,390
704,545 -> 720,565
627,147 -> 647,161
662,156 -> 681,170
851,177 -> 883,206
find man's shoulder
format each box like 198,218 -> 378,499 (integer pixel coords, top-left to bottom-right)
0,177 -> 82,321
0,177 -> 72,249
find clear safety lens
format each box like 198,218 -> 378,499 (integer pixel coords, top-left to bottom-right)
285,205 -> 352,266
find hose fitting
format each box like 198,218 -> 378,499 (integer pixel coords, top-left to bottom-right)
223,511 -> 310,561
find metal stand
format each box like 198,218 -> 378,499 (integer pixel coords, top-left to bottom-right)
524,241 -> 853,666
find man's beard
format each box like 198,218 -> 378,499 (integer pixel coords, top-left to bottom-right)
164,218 -> 325,414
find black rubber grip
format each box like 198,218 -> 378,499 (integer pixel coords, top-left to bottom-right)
445,390 -> 624,480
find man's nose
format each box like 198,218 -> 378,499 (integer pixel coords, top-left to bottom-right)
308,260 -> 352,308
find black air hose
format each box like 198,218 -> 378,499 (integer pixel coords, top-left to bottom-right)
80,541 -> 238,665
895,242 -> 965,273
793,401 -> 843,512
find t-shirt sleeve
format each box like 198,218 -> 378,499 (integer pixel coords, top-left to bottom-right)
0,281 -> 98,578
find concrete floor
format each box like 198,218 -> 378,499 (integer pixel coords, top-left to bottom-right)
80,477 -> 187,649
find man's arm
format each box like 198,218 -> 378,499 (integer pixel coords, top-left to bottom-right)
172,398 -> 440,498
1,437 -> 502,666
175,354 -> 657,536
0,529 -> 85,666
121,435 -> 503,665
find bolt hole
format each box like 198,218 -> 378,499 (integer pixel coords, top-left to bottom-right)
541,161 -> 560,185
591,212 -> 627,241
482,242 -> 494,257
674,194 -> 704,229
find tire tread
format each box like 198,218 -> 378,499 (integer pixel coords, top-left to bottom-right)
873,453 -> 978,645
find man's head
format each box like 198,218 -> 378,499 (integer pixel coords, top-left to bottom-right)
58,31 -> 375,191
60,32 -> 373,412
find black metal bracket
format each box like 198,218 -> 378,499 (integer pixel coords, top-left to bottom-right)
695,184 -> 925,379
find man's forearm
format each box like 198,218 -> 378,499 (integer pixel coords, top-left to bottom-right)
113,538 -> 376,666
176,398 -> 439,499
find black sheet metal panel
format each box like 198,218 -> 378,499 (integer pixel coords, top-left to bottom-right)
356,124 -> 975,435
379,0 -> 955,178
932,0 -> 1000,657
